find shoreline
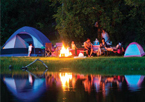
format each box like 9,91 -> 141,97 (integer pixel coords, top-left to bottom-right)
1,56 -> 145,75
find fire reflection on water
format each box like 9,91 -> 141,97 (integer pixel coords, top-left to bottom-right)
2,71 -> 145,102
44,72 -> 126,96
59,73 -> 72,91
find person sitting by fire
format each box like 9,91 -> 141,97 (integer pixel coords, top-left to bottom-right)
97,38 -> 113,56
84,38 -> 93,57
97,39 -> 124,56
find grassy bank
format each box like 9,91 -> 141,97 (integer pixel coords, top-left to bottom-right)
1,56 -> 145,75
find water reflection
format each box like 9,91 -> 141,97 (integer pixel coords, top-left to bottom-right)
125,75 -> 145,91
3,74 -> 46,102
59,73 -> 72,91
1,71 -> 145,102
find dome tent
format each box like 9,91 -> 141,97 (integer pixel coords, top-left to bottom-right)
1,26 -> 51,56
124,42 -> 145,57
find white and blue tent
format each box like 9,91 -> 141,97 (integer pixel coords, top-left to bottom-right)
124,42 -> 145,57
1,26 -> 51,56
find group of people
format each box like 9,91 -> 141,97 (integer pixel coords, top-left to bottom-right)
71,29 -> 124,57
28,29 -> 124,57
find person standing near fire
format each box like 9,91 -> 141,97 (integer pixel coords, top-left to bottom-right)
101,29 -> 110,43
71,41 -> 77,56
101,29 -> 112,45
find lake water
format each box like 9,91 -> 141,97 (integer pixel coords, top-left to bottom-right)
1,70 -> 145,102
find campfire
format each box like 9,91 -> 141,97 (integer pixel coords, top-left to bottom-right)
59,45 -> 72,57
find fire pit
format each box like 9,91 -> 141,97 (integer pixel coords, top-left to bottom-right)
59,45 -> 72,58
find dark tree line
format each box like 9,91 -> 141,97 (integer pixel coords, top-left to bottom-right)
1,0 -> 145,46
53,0 -> 145,45
1,0 -> 58,46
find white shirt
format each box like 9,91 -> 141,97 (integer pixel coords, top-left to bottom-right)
101,32 -> 109,42
28,45 -> 33,51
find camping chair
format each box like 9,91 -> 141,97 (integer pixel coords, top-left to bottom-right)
45,43 -> 52,57
55,42 -> 63,56
56,43 -> 63,50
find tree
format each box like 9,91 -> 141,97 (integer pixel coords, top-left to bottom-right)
1,0 -> 57,46
52,0 -> 145,44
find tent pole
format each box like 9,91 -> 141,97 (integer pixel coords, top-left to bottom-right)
34,47 -> 35,56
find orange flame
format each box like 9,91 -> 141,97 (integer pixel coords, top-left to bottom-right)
59,45 -> 72,57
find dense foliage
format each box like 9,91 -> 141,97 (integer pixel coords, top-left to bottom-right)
1,0 -> 58,46
1,0 -> 145,46
53,0 -> 145,44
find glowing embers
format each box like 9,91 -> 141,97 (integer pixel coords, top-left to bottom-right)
59,45 -> 72,57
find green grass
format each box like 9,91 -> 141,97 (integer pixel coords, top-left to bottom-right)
1,56 -> 145,75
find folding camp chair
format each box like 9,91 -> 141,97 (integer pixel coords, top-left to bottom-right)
55,42 -> 63,56
45,43 -> 52,57
56,43 -> 62,50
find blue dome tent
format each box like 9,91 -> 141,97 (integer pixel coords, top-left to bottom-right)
124,42 -> 145,57
1,26 -> 51,56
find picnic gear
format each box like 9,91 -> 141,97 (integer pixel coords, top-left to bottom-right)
74,52 -> 86,58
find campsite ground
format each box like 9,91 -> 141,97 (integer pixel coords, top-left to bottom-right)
1,56 -> 145,75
